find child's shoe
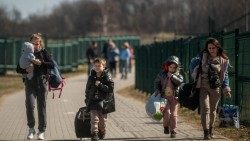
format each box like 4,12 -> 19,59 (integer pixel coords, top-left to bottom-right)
91,132 -> 99,141
170,130 -> 177,138
164,126 -> 169,134
98,130 -> 106,139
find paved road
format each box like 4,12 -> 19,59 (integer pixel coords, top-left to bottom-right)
0,71 -> 230,141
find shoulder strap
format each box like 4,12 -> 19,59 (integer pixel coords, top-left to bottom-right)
195,53 -> 203,82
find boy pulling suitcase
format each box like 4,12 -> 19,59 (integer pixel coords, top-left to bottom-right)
84,58 -> 115,141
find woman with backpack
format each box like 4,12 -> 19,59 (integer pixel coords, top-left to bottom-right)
189,37 -> 231,140
23,33 -> 54,140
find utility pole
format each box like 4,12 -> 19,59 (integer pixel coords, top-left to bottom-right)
246,0 -> 249,31
173,0 -> 177,39
100,0 -> 108,35
103,0 -> 108,35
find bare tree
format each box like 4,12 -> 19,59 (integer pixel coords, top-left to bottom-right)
0,0 -> 248,37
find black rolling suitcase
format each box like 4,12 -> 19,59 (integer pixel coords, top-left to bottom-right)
74,107 -> 91,138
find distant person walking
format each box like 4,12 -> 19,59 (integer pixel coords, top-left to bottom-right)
128,43 -> 134,73
154,56 -> 183,138
86,41 -> 100,75
189,37 -> 231,140
22,33 -> 54,140
102,38 -> 112,60
107,41 -> 119,78
119,42 -> 131,79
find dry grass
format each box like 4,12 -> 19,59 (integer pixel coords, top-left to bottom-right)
116,85 -> 150,103
140,32 -> 189,44
117,85 -> 250,141
0,75 -> 24,98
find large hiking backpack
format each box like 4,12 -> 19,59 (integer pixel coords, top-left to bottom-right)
48,59 -> 65,98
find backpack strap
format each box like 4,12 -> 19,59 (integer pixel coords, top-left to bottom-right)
191,53 -> 203,94
195,55 -> 203,81
58,78 -> 65,98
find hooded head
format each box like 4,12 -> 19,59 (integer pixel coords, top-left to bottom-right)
22,42 -> 34,54
162,56 -> 181,73
166,56 -> 180,66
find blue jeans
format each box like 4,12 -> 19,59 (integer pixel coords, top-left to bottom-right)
119,59 -> 128,79
25,75 -> 48,132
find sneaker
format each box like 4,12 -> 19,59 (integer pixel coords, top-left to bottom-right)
27,128 -> 36,139
170,130 -> 177,138
164,127 -> 169,134
37,132 -> 45,140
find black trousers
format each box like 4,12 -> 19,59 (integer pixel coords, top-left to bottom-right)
25,75 -> 48,132
109,61 -> 117,77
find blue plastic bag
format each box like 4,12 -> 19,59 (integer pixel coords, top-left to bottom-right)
145,93 -> 167,121
218,104 -> 240,128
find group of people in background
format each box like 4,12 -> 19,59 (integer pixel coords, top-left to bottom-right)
86,39 -> 134,80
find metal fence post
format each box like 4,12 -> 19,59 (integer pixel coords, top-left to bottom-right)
235,28 -> 239,106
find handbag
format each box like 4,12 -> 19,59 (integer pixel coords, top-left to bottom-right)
16,63 -> 28,74
102,94 -> 115,114
179,55 -> 202,110
178,83 -> 200,111
208,64 -> 221,89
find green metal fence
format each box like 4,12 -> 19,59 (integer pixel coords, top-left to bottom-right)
237,32 -> 250,122
135,29 -> 250,123
0,35 -> 140,74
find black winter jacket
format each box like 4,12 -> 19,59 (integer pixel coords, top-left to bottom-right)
33,49 -> 54,77
85,69 -> 114,112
